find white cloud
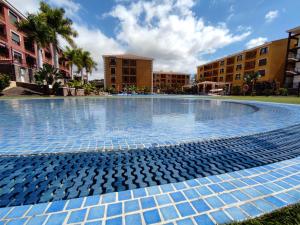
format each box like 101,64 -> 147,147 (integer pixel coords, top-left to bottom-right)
246,37 -> 267,49
265,10 -> 279,23
109,0 -> 250,74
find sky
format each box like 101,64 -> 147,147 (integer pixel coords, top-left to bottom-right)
9,0 -> 300,80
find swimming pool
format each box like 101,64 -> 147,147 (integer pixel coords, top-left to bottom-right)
1,96 -> 300,155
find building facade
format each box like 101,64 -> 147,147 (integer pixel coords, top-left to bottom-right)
153,71 -> 190,93
103,54 -> 153,92
0,0 -> 70,84
284,26 -> 300,88
197,38 -> 288,89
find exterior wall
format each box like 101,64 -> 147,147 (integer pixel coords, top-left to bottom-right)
103,56 -> 153,92
0,0 -> 70,84
197,39 -> 288,88
153,72 -> 190,92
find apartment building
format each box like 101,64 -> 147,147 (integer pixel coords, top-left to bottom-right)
153,71 -> 190,93
284,26 -> 300,88
197,38 -> 288,89
103,54 -> 153,92
0,0 -> 70,83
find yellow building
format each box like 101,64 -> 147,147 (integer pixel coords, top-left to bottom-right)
103,54 -> 153,92
197,38 -> 288,90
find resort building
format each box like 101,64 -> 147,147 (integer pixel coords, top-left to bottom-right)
284,26 -> 300,88
153,71 -> 190,93
197,38 -> 288,92
0,0 -> 70,83
103,54 -> 153,92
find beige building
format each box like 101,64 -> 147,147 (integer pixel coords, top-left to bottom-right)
103,54 -> 153,92
197,38 -> 288,90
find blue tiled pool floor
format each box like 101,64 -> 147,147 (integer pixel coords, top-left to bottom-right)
0,156 -> 299,225
1,123 -> 300,208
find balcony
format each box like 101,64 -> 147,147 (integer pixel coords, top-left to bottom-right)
0,44 -> 9,62
226,66 -> 234,74
26,54 -> 37,68
288,53 -> 300,62
0,24 -> 6,41
24,38 -> 35,54
286,67 -> 300,75
245,61 -> 256,70
245,50 -> 257,60
226,57 -> 235,65
226,74 -> 233,82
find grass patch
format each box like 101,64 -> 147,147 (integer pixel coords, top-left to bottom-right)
213,96 -> 300,105
227,204 -> 300,225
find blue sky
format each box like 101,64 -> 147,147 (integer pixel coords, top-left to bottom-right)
11,0 -> 300,79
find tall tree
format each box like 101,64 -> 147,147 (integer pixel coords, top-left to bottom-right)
17,14 -> 52,68
62,46 -> 78,79
74,49 -> 97,82
39,2 -> 77,69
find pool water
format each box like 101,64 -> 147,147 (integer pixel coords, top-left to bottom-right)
1,96 -> 300,155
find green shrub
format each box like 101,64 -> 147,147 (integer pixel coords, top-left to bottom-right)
83,83 -> 96,95
0,74 -> 10,92
262,89 -> 273,96
68,80 -> 83,89
231,86 -> 241,95
278,88 -> 288,96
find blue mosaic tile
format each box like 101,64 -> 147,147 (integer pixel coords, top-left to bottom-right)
220,182 -> 236,190
0,207 -> 11,219
125,214 -> 142,225
208,184 -> 224,193
6,206 -> 30,219
286,190 -> 300,200
254,185 -> 273,195
219,193 -> 239,205
147,186 -> 161,196
156,194 -> 172,206
231,190 -> 251,201
85,196 -> 100,207
176,202 -> 195,217
45,212 -> 68,225
173,182 -> 187,190
253,199 -> 276,213
274,181 -> 293,189
191,199 -> 211,213
107,203 -> 122,217
124,200 -> 140,213
26,215 -> 47,225
101,193 -> 116,204
226,207 -> 247,221
87,205 -> 105,220
85,221 -> 102,225
210,210 -> 232,224
26,203 -> 48,217
67,209 -> 87,224
264,196 -> 287,208
160,184 -> 175,193
46,201 -> 66,213
118,190 -> 132,201
243,188 -> 263,198
275,193 -> 298,204
133,188 -> 147,198
205,196 -> 225,208
194,214 -> 214,225
240,203 -> 263,218
141,197 -> 156,209
160,206 -> 179,221
170,192 -> 186,202
183,189 -> 199,200
143,209 -> 161,224
6,218 -> 27,225
186,179 -> 199,187
176,218 -> 194,225
105,216 -> 122,225
196,186 -> 212,196
264,183 -> 284,192
66,198 -> 83,210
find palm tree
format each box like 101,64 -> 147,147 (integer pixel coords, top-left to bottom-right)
74,49 -> 97,82
39,2 -> 77,69
243,71 -> 261,95
62,46 -> 78,79
34,64 -> 62,86
17,14 -> 52,68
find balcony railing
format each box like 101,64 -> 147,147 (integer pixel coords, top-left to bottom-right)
288,53 -> 300,61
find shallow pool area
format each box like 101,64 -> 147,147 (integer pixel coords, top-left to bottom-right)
1,96 -> 300,155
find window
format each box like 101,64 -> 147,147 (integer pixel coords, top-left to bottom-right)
109,58 -> 116,65
9,11 -> 18,24
237,55 -> 243,61
111,77 -> 115,83
130,68 -> 136,75
130,60 -> 136,66
236,64 -> 242,71
260,47 -> 268,55
235,74 -> 241,80
220,60 -> 225,66
258,70 -> 266,76
13,51 -> 22,64
219,77 -> 224,82
123,67 -> 129,75
11,32 -> 20,45
123,59 -> 129,66
111,67 -> 115,75
220,68 -> 225,73
258,58 -> 267,66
